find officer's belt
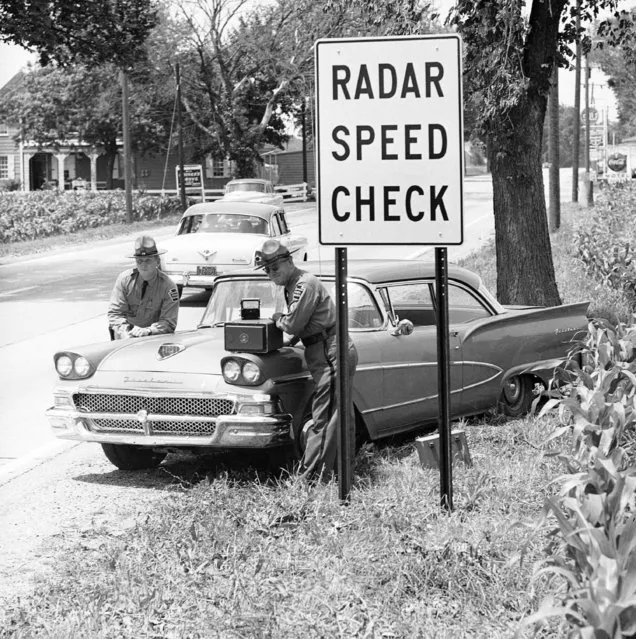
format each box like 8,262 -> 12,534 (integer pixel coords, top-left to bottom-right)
301,325 -> 336,347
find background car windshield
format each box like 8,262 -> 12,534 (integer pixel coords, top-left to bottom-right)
201,280 -> 286,325
227,182 -> 265,193
199,214 -> 268,234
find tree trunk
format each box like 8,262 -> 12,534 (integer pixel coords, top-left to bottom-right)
489,94 -> 562,307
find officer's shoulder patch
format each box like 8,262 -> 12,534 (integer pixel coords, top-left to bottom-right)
169,287 -> 179,301
292,282 -> 306,302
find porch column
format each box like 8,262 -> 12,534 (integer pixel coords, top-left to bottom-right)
55,153 -> 68,191
21,150 -> 34,192
90,150 -> 99,191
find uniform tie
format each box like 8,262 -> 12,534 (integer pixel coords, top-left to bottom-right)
141,280 -> 148,299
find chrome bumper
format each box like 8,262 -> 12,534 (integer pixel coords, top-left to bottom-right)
46,407 -> 293,449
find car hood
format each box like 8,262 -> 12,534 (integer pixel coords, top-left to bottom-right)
94,328 -> 306,380
161,232 -> 262,266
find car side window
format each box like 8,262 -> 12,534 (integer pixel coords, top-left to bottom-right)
271,215 -> 283,236
382,283 -> 436,327
446,283 -> 491,323
278,211 -> 289,234
324,282 -> 384,329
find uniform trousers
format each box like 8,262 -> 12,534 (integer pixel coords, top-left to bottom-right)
300,334 -> 358,479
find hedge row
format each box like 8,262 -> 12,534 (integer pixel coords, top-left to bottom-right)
0,191 -> 184,244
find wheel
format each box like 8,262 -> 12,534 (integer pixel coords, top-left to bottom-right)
101,443 -> 166,470
499,375 -> 533,417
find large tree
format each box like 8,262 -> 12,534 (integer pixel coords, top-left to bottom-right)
0,0 -> 158,68
324,0 -> 632,306
172,0 -> 442,176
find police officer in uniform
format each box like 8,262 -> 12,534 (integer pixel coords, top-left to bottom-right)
255,239 -> 358,480
107,235 -> 180,339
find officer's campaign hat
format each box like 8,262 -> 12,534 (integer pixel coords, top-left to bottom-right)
254,239 -> 299,269
128,235 -> 166,258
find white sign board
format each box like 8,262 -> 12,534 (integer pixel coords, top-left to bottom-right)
176,164 -> 205,198
315,35 -> 464,245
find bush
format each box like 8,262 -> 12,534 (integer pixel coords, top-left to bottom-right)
518,319 -> 636,637
0,191 -> 183,244
0,178 -> 21,191
575,183 -> 636,311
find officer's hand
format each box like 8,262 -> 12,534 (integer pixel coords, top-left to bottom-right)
272,312 -> 282,323
130,326 -> 151,338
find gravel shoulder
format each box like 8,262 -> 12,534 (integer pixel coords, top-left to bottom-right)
0,443 -> 181,605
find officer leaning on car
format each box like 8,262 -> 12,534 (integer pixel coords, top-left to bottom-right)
107,235 -> 180,340
255,239 -> 359,481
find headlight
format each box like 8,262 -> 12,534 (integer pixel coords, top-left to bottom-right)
74,356 -> 91,377
242,361 -> 262,384
223,359 -> 242,382
56,355 -> 73,377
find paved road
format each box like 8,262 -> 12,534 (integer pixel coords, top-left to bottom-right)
0,178 -> 496,480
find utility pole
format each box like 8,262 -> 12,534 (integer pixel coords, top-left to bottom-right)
121,69 -> 133,224
548,65 -> 560,231
176,62 -> 187,211
584,54 -> 594,207
301,97 -> 308,185
572,0 -> 581,202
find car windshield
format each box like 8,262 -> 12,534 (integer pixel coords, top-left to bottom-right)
200,279 -> 286,326
226,182 -> 265,193
199,278 -> 384,330
197,214 -> 268,234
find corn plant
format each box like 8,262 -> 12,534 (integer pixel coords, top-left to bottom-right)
517,319 -> 636,638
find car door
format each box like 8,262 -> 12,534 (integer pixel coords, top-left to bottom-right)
442,282 -> 505,415
372,281 -> 463,434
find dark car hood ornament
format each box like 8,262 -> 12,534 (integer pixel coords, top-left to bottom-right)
157,343 -> 186,360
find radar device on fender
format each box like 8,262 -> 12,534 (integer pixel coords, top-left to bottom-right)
224,298 -> 283,354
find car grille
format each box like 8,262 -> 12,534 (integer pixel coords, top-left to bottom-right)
73,393 -> 235,437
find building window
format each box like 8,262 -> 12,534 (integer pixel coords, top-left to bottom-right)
0,123 -> 8,136
0,156 -> 8,179
213,158 -> 226,177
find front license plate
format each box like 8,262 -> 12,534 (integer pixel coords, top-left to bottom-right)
197,265 -> 217,276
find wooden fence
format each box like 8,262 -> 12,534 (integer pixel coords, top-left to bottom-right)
142,182 -> 312,203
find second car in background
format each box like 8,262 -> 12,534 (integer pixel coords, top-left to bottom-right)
160,201 -> 308,297
220,178 -> 284,206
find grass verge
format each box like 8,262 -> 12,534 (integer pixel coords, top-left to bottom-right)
0,196 -> 603,638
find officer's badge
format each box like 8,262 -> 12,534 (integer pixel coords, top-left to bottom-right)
169,287 -> 179,301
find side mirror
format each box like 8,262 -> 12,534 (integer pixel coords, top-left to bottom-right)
389,318 -> 414,336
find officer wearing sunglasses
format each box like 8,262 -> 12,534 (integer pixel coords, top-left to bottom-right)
255,239 -> 358,481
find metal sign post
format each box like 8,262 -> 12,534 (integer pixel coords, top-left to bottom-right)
336,248 -> 353,501
435,247 -> 453,511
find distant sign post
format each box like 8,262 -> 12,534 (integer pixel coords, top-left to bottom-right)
315,35 -> 464,507
176,164 -> 205,201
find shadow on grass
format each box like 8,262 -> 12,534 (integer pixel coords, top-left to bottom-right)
73,448 -> 298,490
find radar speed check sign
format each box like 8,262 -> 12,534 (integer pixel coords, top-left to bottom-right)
315,35 -> 464,246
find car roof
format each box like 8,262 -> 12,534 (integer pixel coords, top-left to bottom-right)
222,259 -> 484,289
182,201 -> 279,219
226,178 -> 269,184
